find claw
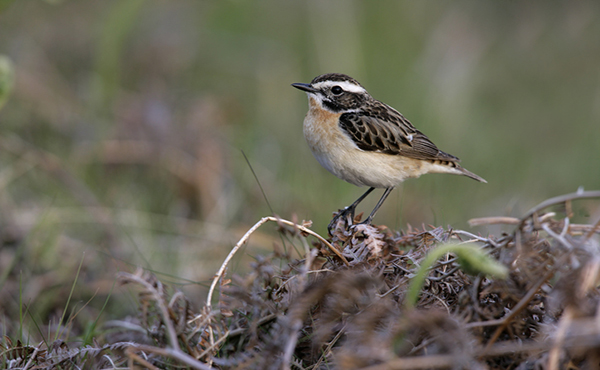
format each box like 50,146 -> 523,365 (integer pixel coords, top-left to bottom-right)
327,187 -> 380,235
327,206 -> 355,235
327,187 -> 395,235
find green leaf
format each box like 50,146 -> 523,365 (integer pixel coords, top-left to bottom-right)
405,243 -> 508,309
454,245 -> 508,278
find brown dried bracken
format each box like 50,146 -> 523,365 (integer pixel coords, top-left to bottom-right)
141,191 -> 600,369
11,191 -> 598,369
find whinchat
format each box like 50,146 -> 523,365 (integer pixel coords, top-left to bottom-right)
292,73 -> 486,232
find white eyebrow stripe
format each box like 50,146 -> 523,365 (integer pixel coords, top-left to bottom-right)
313,80 -> 366,94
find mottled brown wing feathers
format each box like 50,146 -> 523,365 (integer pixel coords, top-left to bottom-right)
339,104 -> 460,163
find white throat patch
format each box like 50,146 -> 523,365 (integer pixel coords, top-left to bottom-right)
306,92 -> 325,108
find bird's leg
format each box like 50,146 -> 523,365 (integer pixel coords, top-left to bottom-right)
328,187 -> 375,234
358,187 -> 394,226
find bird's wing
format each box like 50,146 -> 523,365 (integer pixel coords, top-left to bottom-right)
339,103 -> 460,162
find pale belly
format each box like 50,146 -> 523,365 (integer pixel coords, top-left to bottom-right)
302,107 -> 430,188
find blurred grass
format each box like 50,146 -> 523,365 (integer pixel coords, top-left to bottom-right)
0,0 -> 599,343
0,55 -> 14,110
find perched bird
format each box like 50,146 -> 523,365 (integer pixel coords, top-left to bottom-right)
292,73 -> 486,232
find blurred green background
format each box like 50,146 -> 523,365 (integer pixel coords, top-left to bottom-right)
1,0 -> 599,340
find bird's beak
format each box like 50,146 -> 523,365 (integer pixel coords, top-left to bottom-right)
292,83 -> 318,93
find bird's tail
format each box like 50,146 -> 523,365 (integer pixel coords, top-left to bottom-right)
457,166 -> 487,183
426,159 -> 487,183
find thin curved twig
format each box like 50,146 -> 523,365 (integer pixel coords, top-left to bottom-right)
118,271 -> 181,351
22,342 -> 44,370
520,190 -> 600,225
205,216 -> 347,311
126,344 -> 216,370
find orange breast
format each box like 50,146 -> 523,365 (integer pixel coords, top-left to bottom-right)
303,97 -> 343,153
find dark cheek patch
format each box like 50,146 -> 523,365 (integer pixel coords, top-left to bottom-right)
323,99 -> 342,112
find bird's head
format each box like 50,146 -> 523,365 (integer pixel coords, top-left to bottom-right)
292,73 -> 369,113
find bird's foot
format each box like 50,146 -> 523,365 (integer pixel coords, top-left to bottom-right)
355,216 -> 374,227
327,206 -> 356,236
346,216 -> 375,233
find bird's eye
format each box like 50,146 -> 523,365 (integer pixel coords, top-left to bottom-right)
331,86 -> 343,95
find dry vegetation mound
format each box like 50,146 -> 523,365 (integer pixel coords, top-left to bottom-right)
3,191 -> 600,369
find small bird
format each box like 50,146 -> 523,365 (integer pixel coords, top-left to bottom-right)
292,73 -> 486,232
